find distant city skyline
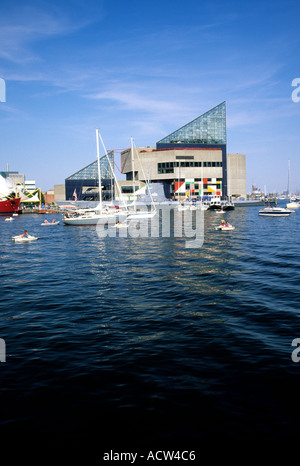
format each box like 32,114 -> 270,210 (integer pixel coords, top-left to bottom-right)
0,0 -> 299,193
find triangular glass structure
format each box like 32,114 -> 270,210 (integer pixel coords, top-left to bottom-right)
157,102 -> 226,145
66,151 -> 114,181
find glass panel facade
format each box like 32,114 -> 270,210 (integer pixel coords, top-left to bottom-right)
157,102 -> 226,145
67,151 -> 114,181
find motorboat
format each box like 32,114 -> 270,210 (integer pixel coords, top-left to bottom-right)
286,201 -> 300,209
259,207 -> 292,216
222,201 -> 235,211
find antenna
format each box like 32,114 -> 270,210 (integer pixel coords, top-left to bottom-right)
287,159 -> 290,197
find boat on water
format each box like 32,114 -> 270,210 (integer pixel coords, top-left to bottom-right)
41,221 -> 60,226
12,234 -> 38,242
215,225 -> 235,231
208,197 -> 235,211
222,201 -> 235,211
63,130 -> 129,226
63,205 -> 128,225
259,207 -> 292,216
0,174 -> 21,215
286,201 -> 300,209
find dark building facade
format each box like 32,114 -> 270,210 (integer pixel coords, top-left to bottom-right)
65,151 -> 114,201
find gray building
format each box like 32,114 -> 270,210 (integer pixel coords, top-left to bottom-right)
121,102 -> 246,200
63,102 -> 247,202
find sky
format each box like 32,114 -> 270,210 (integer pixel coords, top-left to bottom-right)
0,0 -> 300,194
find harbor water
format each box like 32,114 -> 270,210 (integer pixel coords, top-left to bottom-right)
1,202 -> 300,460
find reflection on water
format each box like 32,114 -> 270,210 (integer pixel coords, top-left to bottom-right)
1,202 -> 300,452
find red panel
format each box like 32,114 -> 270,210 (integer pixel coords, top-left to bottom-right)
175,181 -> 185,192
203,178 -> 208,184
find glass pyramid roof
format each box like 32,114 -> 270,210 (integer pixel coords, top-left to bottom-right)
67,151 -> 114,181
157,102 -> 226,145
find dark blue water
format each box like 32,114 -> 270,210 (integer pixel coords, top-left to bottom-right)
1,203 -> 300,460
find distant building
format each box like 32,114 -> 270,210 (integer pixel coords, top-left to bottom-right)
24,180 -> 36,192
64,102 -> 247,201
43,190 -> 55,205
65,151 -> 114,201
121,102 -> 246,200
0,170 -> 25,187
54,184 -> 66,202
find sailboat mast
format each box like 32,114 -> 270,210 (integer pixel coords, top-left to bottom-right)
287,159 -> 290,197
96,129 -> 102,210
131,137 -> 135,207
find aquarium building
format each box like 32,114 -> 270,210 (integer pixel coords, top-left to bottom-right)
121,102 -> 246,200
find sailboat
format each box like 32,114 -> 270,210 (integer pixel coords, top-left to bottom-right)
126,137 -> 156,220
62,130 -> 128,226
286,160 -> 300,209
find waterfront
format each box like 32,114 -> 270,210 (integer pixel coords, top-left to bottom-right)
1,202 -> 300,460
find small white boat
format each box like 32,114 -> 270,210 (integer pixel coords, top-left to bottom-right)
215,209 -> 225,214
286,201 -> 300,209
12,213 -> 18,216
41,221 -> 60,226
12,235 -> 38,242
5,217 -> 13,221
113,222 -> 128,229
259,207 -> 292,216
215,225 -> 235,231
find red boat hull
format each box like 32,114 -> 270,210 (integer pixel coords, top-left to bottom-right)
0,197 -> 21,214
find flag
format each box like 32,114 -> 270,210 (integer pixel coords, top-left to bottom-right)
73,189 -> 77,201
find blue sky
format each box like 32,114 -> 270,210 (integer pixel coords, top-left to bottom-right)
0,0 -> 299,193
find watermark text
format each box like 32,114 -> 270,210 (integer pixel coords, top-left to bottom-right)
291,78 -> 300,102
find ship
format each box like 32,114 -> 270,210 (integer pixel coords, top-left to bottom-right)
0,196 -> 21,214
0,174 -> 22,214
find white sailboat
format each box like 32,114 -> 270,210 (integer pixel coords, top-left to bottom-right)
63,130 -> 128,226
126,137 -> 156,220
286,159 -> 300,209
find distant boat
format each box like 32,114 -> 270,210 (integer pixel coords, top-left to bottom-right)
222,201 -> 235,211
286,201 -> 300,209
259,207 -> 292,216
215,224 -> 235,231
41,221 -> 60,226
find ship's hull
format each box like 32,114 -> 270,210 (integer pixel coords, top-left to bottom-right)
0,197 -> 21,214
63,211 -> 128,225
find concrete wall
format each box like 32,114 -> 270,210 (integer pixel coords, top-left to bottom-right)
54,184 -> 66,201
227,153 -> 247,199
121,147 -> 223,182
